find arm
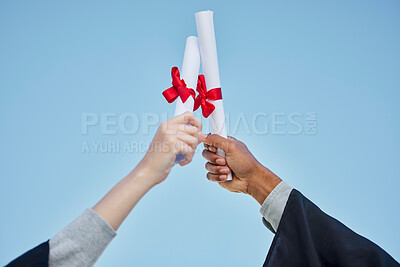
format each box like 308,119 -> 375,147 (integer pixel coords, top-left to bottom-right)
7,112 -> 202,267
199,134 -> 399,266
91,112 -> 201,232
93,112 -> 202,231
51,112 -> 201,267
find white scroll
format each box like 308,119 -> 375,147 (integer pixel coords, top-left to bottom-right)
195,11 -> 232,180
174,36 -> 201,116
174,36 -> 201,163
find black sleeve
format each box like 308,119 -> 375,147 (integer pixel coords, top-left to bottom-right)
6,241 -> 49,267
263,189 -> 399,267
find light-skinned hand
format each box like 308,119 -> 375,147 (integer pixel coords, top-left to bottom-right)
138,111 -> 202,186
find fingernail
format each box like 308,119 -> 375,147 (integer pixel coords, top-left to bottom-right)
219,175 -> 227,181
220,168 -> 229,174
216,158 -> 225,165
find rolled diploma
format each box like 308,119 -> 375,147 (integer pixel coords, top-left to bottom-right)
174,36 -> 201,163
195,11 -> 232,180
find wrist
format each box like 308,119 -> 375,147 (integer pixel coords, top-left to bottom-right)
128,163 -> 159,189
247,165 -> 282,205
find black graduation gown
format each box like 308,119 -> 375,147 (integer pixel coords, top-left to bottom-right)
263,189 -> 399,267
6,241 -> 49,267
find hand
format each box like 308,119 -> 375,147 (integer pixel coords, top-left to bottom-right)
93,112 -> 201,231
199,134 -> 281,205
138,112 -> 202,186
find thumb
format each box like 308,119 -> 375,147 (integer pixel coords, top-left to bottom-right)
201,134 -> 232,153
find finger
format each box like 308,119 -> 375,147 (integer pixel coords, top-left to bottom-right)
208,146 -> 218,153
203,143 -> 217,153
205,162 -> 231,175
164,123 -> 198,136
198,132 -> 208,142
202,134 -> 232,153
177,133 -> 198,149
203,143 -> 210,150
202,149 -> 226,165
206,172 -> 228,182
179,159 -> 190,166
177,124 -> 198,137
200,132 -> 218,152
176,140 -> 195,163
201,133 -> 214,152
171,112 -> 202,131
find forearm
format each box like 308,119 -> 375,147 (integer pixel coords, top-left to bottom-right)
92,162 -> 156,231
7,114 -> 200,267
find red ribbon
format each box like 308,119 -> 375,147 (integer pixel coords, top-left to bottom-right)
162,67 -> 195,104
193,75 -> 223,118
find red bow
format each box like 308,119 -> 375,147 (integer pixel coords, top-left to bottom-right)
162,67 -> 195,104
193,75 -> 223,118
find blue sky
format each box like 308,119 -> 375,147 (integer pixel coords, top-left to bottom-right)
1,0 -> 399,265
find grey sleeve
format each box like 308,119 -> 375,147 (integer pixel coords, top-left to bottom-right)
260,181 -> 293,232
49,208 -> 117,267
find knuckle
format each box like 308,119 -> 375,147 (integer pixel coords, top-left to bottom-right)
187,125 -> 197,134
190,139 -> 198,147
166,137 -> 176,147
180,145 -> 188,154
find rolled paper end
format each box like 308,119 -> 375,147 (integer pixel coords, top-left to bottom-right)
174,153 -> 186,164
195,10 -> 213,18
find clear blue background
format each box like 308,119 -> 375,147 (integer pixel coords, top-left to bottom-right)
1,0 -> 399,266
